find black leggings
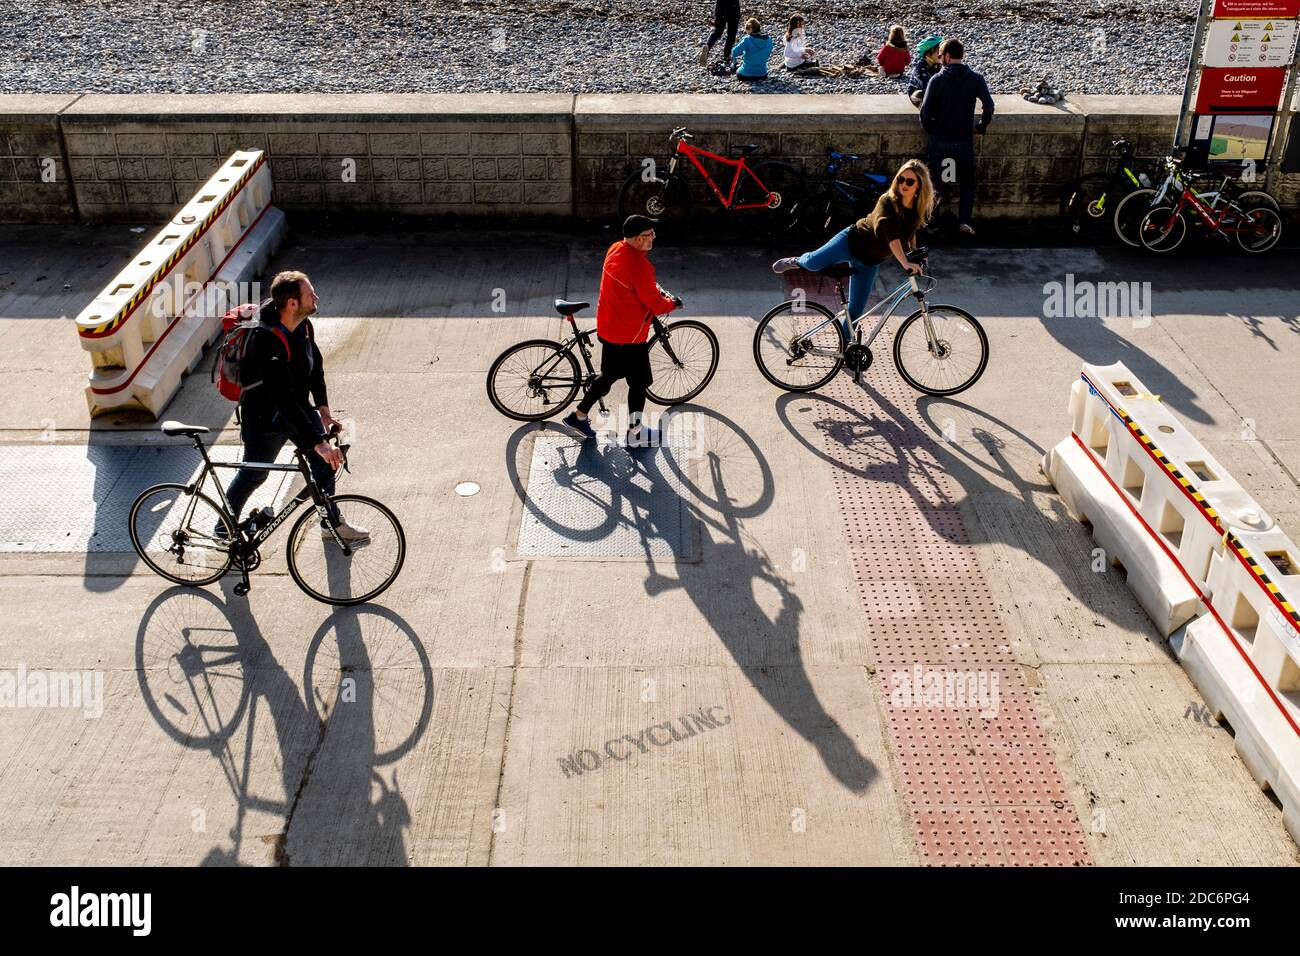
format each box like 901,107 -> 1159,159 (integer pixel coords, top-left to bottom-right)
576,338 -> 653,419
706,0 -> 740,57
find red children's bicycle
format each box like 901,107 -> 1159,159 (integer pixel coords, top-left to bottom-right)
617,126 -> 806,235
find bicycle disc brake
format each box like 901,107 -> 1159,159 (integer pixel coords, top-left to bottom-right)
844,344 -> 873,373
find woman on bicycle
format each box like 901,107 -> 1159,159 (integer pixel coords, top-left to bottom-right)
772,159 -> 935,331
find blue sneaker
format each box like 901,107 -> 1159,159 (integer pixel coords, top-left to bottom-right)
562,411 -> 597,440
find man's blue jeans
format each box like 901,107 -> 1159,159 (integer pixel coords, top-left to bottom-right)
928,138 -> 977,226
222,423 -> 340,528
796,226 -> 881,333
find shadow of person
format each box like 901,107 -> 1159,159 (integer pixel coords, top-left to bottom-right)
508,407 -> 878,794
772,374 -> 1163,647
134,576 -> 430,866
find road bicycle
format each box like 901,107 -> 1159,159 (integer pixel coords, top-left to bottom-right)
129,422 -> 405,605
1060,138 -> 1156,246
753,246 -> 988,395
486,295 -> 719,421
1136,156 -> 1283,254
1110,153 -> 1278,248
790,147 -> 890,240
617,126 -> 807,236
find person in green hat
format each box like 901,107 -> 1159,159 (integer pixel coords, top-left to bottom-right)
907,35 -> 943,106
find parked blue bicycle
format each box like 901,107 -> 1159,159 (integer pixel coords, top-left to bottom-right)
790,148 -> 889,239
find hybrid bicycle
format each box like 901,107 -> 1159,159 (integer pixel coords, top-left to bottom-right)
790,147 -> 890,240
129,421 -> 405,606
486,295 -> 720,421
753,246 -> 989,395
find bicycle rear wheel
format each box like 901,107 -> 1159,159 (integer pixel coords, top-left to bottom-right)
646,319 -> 719,405
1111,187 -> 1156,247
750,161 -> 807,235
753,300 -> 847,392
1235,206 -> 1282,254
287,495 -> 406,606
129,482 -> 234,586
1061,173 -> 1116,242
892,306 -> 988,396
487,339 -> 581,421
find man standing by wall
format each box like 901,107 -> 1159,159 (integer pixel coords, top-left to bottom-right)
919,39 -> 994,237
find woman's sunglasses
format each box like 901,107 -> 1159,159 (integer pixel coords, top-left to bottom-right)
896,175 -> 919,187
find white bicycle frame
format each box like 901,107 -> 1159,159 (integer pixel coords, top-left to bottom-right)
796,271 -> 938,358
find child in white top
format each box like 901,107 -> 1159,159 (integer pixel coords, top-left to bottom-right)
783,15 -> 818,69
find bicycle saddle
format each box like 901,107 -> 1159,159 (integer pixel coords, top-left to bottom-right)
729,143 -> 760,155
905,246 -> 929,264
554,299 -> 590,316
863,172 -> 889,185
816,264 -> 854,279
160,420 -> 209,437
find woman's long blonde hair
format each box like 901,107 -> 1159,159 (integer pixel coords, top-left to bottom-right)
865,159 -> 936,235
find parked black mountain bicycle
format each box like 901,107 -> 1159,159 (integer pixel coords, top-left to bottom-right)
1059,138 -> 1156,246
129,422 -> 405,606
790,147 -> 889,240
487,296 -> 719,421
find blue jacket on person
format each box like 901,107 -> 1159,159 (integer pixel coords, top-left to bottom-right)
919,62 -> 994,142
731,32 -> 773,78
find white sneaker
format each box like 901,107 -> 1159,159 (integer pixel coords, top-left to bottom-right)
323,520 -> 371,542
958,223 -> 976,237
771,257 -> 800,274
625,426 -> 660,449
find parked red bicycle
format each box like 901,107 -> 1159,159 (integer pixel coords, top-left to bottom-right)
617,126 -> 806,235
1136,156 -> 1283,255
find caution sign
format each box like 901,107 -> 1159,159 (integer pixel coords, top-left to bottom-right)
1213,0 -> 1300,15
1204,16 -> 1298,66
1196,66 -> 1288,110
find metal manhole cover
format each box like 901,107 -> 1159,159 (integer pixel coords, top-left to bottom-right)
517,434 -> 696,559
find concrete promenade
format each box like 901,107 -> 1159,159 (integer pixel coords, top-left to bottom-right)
0,223 -> 1297,865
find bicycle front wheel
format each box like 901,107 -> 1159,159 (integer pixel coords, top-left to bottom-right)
753,299 -> 847,392
287,495 -> 406,606
487,339 -> 581,421
646,319 -> 719,405
1137,205 -> 1186,253
1112,187 -> 1156,247
129,482 -> 234,586
1235,205 -> 1282,254
892,306 -> 989,396
618,173 -> 692,236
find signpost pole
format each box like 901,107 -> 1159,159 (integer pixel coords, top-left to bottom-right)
1265,36 -> 1300,188
1176,0 -> 1216,149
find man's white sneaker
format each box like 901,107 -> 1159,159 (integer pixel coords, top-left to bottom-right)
323,520 -> 371,542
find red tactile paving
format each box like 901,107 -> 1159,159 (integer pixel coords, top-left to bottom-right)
818,366 -> 1092,865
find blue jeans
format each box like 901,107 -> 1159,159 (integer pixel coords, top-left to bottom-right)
928,138 -> 976,226
796,226 -> 881,331
222,422 -> 340,529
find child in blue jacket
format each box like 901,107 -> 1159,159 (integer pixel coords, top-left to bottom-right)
732,18 -> 773,80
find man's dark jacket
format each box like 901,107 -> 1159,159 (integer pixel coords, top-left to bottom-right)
238,299 -> 328,449
919,62 -> 995,141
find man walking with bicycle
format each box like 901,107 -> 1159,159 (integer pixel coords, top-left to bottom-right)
562,215 -> 680,447
219,270 -> 369,542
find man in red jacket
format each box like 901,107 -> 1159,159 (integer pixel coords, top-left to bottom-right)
563,215 -> 679,447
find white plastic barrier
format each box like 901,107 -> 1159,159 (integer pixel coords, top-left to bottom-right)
74,150 -> 287,418
1044,360 -> 1300,843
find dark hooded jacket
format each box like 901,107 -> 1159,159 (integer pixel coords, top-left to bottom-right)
238,299 -> 328,449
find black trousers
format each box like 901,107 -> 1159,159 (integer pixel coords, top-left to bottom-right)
706,0 -> 740,57
576,338 -> 653,419
223,422 -> 341,526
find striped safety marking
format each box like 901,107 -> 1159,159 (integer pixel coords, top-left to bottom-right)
78,153 -> 267,340
1081,372 -> 1300,641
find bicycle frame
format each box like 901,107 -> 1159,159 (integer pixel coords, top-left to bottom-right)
1152,165 -> 1254,235
669,140 -> 773,211
797,272 -> 933,356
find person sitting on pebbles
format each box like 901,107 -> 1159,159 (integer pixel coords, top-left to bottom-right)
783,14 -> 819,71
906,35 -> 943,106
875,24 -> 912,76
731,17 -> 774,81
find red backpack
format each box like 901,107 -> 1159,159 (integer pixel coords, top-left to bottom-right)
212,302 -> 290,401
